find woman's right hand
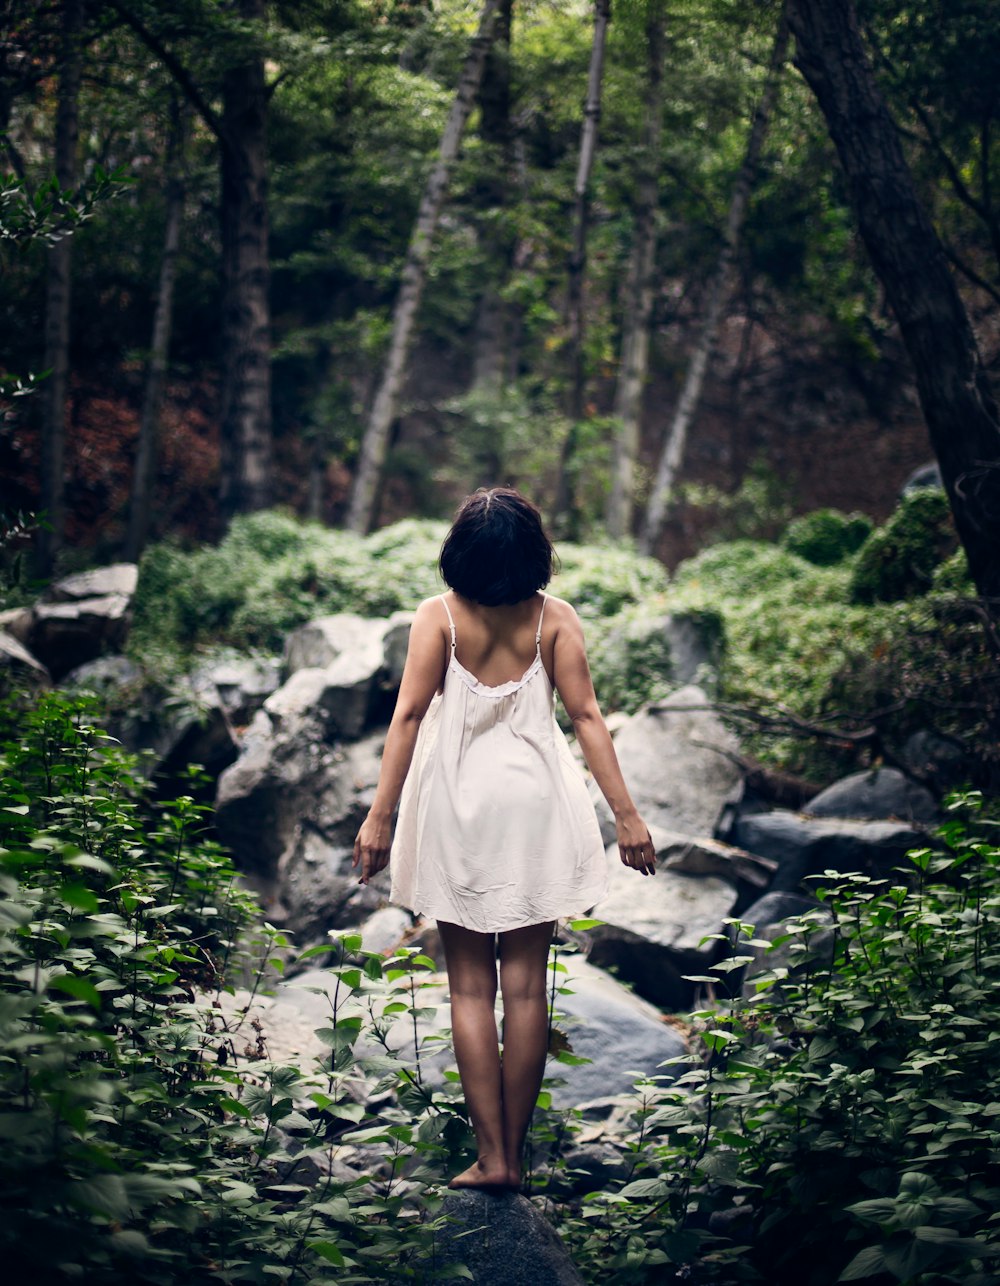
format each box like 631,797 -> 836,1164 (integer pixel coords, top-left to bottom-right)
352,810 -> 392,885
616,811 -> 656,876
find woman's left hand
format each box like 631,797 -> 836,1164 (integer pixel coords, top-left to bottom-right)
352,811 -> 392,885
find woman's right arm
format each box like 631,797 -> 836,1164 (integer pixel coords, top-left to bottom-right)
352,598 -> 446,884
551,603 -> 656,876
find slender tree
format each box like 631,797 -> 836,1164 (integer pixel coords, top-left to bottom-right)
36,0 -> 84,577
553,0 -> 612,533
346,0 -> 502,534
606,0 -> 666,541
125,98 -> 186,562
787,0 -> 1000,601
640,3 -> 789,556
109,0 -> 272,521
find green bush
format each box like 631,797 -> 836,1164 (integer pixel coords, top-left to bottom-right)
780,507 -> 873,566
849,489 -> 956,604
0,690 -> 475,1282
556,797 -> 1000,1284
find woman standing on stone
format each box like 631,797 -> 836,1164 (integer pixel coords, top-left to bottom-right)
353,487 -> 655,1190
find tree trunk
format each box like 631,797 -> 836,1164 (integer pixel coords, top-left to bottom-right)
471,0 -> 514,395
125,101 -> 185,563
554,0 -> 611,534
607,1 -> 665,541
640,5 -> 789,556
219,0 -> 272,522
36,0 -> 83,576
346,0 -> 502,534
787,0 -> 1000,601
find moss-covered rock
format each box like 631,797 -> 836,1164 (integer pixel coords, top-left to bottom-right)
780,508 -> 873,566
849,489 -> 956,604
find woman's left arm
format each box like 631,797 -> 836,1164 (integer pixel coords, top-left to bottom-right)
352,599 -> 447,884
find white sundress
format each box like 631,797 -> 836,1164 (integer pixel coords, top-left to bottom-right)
389,593 -> 610,933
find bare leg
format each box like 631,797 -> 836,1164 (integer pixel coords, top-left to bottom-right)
498,921 -> 555,1187
438,920 -> 509,1188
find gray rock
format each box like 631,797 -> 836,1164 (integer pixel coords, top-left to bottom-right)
44,562 -> 138,603
276,825 -> 391,942
191,655 -> 282,726
216,723 -> 384,880
612,685 -> 743,836
548,954 -> 687,1105
0,606 -> 32,645
0,629 -> 50,688
733,810 -> 926,892
583,841 -> 740,1008
651,828 -> 776,896
805,767 -> 939,824
347,904 -> 412,955
433,1190 -> 584,1285
901,730 -> 970,792
27,593 -> 132,679
736,890 -> 834,996
61,653 -> 142,693
557,1143 -> 628,1195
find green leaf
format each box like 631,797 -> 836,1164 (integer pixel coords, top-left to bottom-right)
838,1245 -> 887,1280
308,1241 -> 345,1267
48,973 -> 102,1009
568,917 -> 604,930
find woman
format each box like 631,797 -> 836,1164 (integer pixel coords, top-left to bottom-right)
353,488 -> 655,1190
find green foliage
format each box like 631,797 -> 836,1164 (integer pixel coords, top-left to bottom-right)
781,508 -> 873,566
552,799 -> 1000,1284
0,688 -> 480,1281
850,489 -> 956,605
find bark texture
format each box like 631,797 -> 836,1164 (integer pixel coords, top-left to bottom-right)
607,2 -> 665,540
788,0 -> 1000,600
347,0 -> 502,533
554,0 -> 611,534
126,103 -> 186,562
219,0 -> 272,520
37,0 -> 83,575
641,6 -> 789,556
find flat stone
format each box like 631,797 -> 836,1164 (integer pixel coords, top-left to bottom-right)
0,630 -> 50,685
28,593 -> 132,678
734,809 -> 926,892
45,563 -> 138,603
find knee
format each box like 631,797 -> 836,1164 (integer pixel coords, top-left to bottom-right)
450,975 -> 498,1006
498,962 -> 547,1006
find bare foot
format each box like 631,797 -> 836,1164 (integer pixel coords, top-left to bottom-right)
448,1158 -> 517,1190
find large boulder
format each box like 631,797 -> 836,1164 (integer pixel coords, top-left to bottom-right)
26,594 -> 132,679
734,890 -> 834,996
733,810 -> 926,892
611,685 -> 743,836
547,954 -> 687,1106
281,611 -> 413,735
584,846 -> 739,1009
804,767 -> 939,824
433,1190 -> 584,1285
275,824 -> 390,941
651,828 -> 776,907
190,655 -> 283,727
215,720 -> 384,880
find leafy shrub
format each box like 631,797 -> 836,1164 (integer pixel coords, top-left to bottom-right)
850,489 -> 956,604
554,797 -> 1000,1284
780,508 -> 873,566
0,690 -> 476,1282
553,542 -> 670,618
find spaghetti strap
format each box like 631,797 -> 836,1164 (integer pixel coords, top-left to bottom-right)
440,594 -> 457,651
534,593 -> 547,651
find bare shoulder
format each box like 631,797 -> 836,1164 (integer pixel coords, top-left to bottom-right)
542,594 -> 584,635
408,595 -> 449,641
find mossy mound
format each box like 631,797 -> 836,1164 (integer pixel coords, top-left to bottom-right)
780,508 -> 873,566
849,489 -> 956,604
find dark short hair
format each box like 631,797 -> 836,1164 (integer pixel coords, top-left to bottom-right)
439,488 -> 557,606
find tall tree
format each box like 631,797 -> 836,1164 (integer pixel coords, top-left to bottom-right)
553,0 -> 612,534
787,0 -> 1000,601
109,0 -> 272,521
36,0 -> 84,577
606,0 -> 666,541
125,98 -> 186,562
640,2 -> 789,556
346,0 -> 502,534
